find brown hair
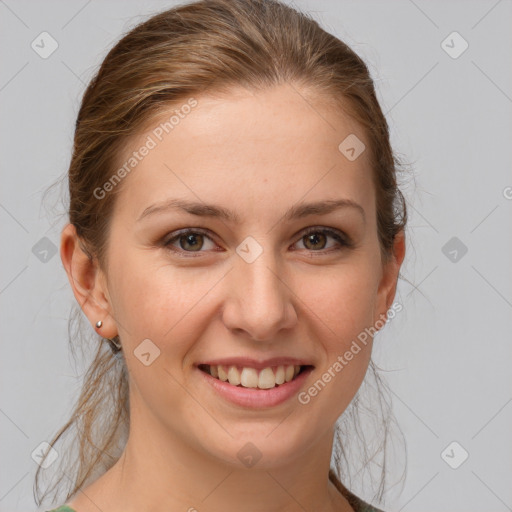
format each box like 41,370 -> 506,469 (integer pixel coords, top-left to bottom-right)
35,0 -> 407,507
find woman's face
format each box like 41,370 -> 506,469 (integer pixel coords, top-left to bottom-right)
69,83 -> 403,469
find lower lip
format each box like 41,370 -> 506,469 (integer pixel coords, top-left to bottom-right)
198,366 -> 313,409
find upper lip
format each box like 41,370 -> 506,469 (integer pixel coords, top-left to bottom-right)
197,357 -> 314,370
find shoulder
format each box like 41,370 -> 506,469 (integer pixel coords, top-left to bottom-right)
357,502 -> 386,512
329,470 -> 385,512
348,493 -> 386,512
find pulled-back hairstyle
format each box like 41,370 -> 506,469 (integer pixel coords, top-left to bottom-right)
35,0 -> 408,508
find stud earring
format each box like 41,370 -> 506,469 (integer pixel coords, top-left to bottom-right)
95,320 -> 103,328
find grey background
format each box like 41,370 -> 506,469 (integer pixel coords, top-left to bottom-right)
1,0 -> 511,511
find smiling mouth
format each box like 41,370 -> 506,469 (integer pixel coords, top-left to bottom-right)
198,364 -> 313,390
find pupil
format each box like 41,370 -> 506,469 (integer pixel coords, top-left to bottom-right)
181,233 -> 203,251
305,232 -> 325,250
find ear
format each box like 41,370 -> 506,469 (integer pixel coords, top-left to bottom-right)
373,229 -> 406,326
60,223 -> 118,339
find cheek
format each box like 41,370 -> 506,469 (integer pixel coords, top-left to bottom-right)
108,249 -> 223,360
296,260 -> 380,341
110,245 -> 381,348
296,272 -> 377,424
109,224 -> 382,333
294,261 -> 379,400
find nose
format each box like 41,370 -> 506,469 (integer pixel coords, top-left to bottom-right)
221,249 -> 298,342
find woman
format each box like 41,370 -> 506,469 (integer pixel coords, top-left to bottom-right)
37,0 -> 407,510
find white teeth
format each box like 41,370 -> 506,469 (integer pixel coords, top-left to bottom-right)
285,365 -> 295,382
258,367 -> 276,389
227,365 -> 241,386
217,365 -> 228,382
240,367 -> 259,388
275,365 -> 285,385
207,364 -> 303,389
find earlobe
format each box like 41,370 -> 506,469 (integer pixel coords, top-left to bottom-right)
60,223 -> 118,339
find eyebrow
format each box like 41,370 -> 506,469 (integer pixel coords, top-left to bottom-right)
137,198 -> 366,224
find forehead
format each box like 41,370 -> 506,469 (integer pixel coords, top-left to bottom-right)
111,83 -> 375,225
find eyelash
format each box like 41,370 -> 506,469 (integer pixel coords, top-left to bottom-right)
162,226 -> 352,258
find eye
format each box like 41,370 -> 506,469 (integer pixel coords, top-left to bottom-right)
293,227 -> 351,253
163,228 -> 217,255
162,226 -> 352,257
